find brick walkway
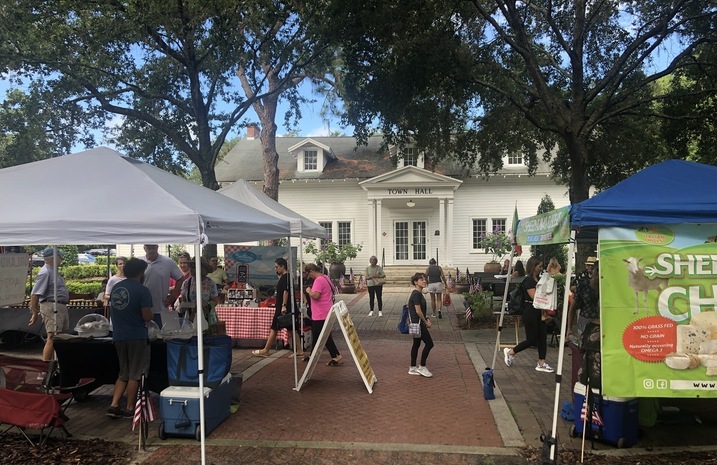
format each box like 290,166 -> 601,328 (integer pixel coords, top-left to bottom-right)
3,285 -> 717,464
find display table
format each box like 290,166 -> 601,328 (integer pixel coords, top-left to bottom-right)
54,337 -> 169,394
215,306 -> 289,348
0,306 -> 98,338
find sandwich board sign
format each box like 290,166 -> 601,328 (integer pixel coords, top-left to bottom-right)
297,300 -> 377,393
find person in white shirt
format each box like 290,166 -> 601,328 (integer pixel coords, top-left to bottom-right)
141,245 -> 185,325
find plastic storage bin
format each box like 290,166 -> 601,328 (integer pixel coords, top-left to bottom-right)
74,314 -> 110,337
158,373 -> 231,440
570,382 -> 639,448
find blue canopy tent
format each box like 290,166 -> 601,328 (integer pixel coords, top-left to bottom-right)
533,159 -> 717,462
571,159 -> 717,228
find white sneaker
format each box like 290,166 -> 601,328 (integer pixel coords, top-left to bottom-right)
536,363 -> 555,373
503,348 -> 513,367
378,311 -> 383,317
417,366 -> 433,378
408,366 -> 420,376
368,311 -> 373,317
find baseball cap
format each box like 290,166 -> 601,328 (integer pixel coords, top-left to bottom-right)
42,248 -> 64,258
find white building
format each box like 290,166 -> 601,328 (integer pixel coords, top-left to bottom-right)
215,129 -> 570,272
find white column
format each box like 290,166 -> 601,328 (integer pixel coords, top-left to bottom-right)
367,198 -> 376,256
376,199 -> 384,264
446,198 -> 454,266
438,197 -> 446,265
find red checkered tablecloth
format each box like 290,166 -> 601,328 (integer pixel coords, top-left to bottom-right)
215,306 -> 288,345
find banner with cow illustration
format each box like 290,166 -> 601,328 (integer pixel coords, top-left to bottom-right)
600,224 -> 717,397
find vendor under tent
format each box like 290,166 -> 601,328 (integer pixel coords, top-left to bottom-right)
0,147 -> 294,465
219,179 -> 329,388
498,159 -> 717,463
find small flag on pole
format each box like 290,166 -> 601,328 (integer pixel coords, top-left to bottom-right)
132,374 -> 156,432
465,306 -> 473,321
579,396 -> 603,426
349,267 -> 354,283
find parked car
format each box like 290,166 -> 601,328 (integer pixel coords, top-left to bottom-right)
77,253 -> 97,265
31,253 -> 45,267
85,248 -> 117,256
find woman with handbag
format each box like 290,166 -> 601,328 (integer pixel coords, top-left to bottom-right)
408,272 -> 434,377
425,258 -> 446,319
503,256 -> 554,373
252,258 -> 304,358
365,255 -> 386,317
304,263 -> 342,366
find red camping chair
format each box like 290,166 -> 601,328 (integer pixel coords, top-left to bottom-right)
0,355 -> 94,445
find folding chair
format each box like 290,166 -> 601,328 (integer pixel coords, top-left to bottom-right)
0,387 -> 66,446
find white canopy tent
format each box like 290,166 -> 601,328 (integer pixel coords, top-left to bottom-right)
219,179 -> 328,388
0,147 -> 293,465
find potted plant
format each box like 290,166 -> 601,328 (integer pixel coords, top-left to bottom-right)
481,228 -> 511,273
304,241 -> 363,279
453,268 -> 472,294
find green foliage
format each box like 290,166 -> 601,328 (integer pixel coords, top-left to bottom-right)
304,241 -> 362,264
530,196 -> 567,267
66,281 -> 103,296
318,0 -> 717,204
0,1 -> 334,190
481,230 -> 511,263
463,291 -> 494,321
59,265 -> 113,281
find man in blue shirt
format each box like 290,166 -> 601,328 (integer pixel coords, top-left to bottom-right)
107,258 -> 153,419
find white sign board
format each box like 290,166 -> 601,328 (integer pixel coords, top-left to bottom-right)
297,300 -> 377,393
0,254 -> 30,306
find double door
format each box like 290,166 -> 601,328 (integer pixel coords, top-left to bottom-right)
394,221 -> 426,264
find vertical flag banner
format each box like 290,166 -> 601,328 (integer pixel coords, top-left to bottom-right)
512,204 -> 522,256
600,223 -> 717,397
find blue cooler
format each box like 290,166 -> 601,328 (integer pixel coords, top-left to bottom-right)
158,374 -> 231,440
571,382 -> 639,448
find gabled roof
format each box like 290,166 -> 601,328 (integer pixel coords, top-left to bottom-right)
287,138 -> 335,158
215,135 -> 550,184
359,165 -> 462,190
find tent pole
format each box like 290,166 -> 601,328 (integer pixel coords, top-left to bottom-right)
287,235 -> 299,390
547,230 -> 576,462
490,249 -> 515,369
194,244 -> 207,465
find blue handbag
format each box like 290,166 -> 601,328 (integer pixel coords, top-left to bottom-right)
397,304 -> 410,334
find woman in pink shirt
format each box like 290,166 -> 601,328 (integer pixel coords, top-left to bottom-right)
304,263 -> 342,366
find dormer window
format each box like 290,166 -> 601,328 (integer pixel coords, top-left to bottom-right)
304,150 -> 318,171
507,153 -> 523,165
397,147 -> 424,169
289,138 -> 335,173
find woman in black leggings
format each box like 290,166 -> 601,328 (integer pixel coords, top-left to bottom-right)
503,256 -> 554,373
407,272 -> 435,377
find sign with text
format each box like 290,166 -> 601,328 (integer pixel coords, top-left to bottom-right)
223,245 -> 296,297
600,224 -> 717,397
515,206 -> 571,246
0,253 -> 30,306
297,300 -> 377,393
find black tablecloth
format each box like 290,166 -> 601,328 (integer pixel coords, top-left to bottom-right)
54,338 -> 169,394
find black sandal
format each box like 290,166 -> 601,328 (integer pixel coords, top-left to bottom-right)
327,358 -> 342,366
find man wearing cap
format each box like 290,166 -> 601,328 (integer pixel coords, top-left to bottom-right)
29,247 -> 70,361
567,256 -> 599,342
142,245 -> 185,325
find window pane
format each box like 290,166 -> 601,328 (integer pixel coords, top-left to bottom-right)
507,154 -> 523,165
304,150 -> 318,170
319,221 -> 332,247
404,147 -> 417,166
472,219 -> 487,249
492,218 -> 506,233
337,222 -> 351,246
395,222 -> 408,260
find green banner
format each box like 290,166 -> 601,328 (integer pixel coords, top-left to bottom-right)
515,206 -> 571,245
600,224 -> 717,398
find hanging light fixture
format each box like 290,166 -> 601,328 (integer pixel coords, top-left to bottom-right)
406,199 -> 415,208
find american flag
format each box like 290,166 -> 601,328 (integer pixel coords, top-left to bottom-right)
465,306 -> 473,321
579,396 -> 603,426
469,278 -> 482,294
349,267 -> 354,283
132,375 -> 156,432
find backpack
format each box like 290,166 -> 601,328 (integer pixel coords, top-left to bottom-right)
507,282 -> 525,315
397,304 -> 410,334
